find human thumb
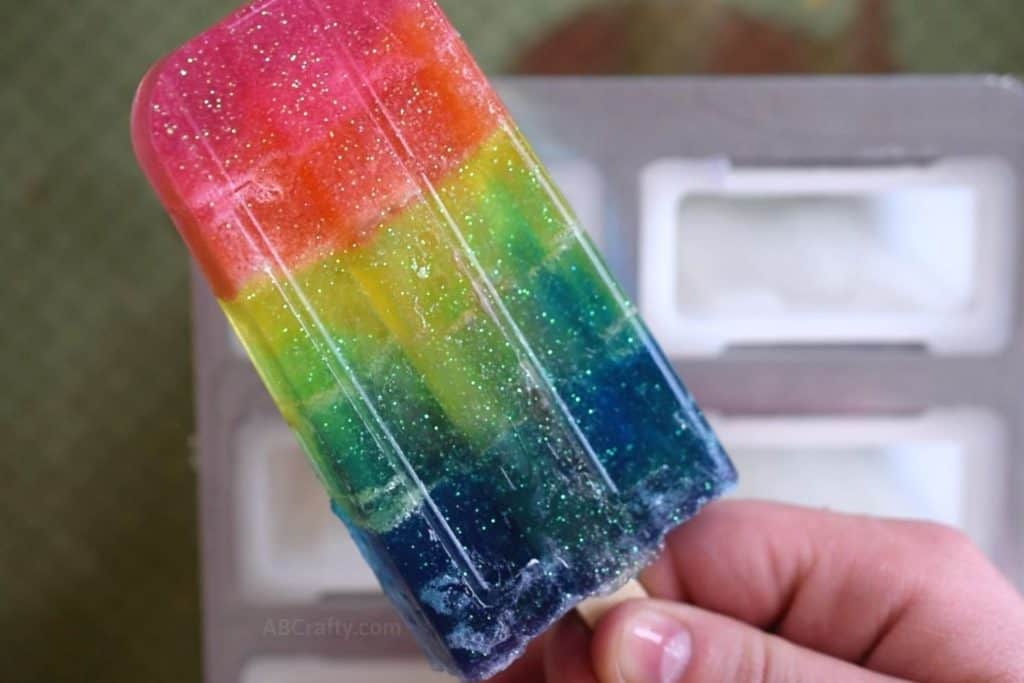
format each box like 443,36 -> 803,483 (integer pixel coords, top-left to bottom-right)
589,599 -> 906,683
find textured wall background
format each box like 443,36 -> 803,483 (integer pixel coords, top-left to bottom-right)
3,0 -> 1024,680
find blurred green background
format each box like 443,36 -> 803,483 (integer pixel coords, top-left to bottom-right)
3,0 -> 1024,680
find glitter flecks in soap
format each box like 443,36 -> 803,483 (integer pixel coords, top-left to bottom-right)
131,0 -> 737,679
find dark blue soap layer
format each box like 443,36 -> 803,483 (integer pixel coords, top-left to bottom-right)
332,335 -> 736,681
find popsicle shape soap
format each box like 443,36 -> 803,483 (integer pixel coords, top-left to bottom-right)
132,0 -> 736,678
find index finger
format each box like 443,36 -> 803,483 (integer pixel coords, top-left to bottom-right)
639,500 -> 1024,682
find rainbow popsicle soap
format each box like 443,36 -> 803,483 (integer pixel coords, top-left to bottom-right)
132,0 -> 736,678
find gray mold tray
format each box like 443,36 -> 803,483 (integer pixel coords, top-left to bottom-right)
191,77 -> 1024,682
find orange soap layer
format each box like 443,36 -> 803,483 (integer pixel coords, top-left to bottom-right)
132,0 -> 503,298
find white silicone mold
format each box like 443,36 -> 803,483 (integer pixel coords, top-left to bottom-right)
641,158 -> 1017,356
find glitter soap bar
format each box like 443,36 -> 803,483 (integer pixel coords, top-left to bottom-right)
132,1 -> 736,678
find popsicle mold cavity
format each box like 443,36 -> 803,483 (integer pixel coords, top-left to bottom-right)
132,0 -> 736,678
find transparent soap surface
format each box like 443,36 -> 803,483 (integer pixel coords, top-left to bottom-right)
132,0 -> 735,678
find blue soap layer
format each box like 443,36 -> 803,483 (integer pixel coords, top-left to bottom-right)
332,339 -> 736,681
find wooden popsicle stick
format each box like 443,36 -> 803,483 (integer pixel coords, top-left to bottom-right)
576,578 -> 649,628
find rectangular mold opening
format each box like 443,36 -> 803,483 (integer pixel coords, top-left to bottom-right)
708,409 -> 1007,556
235,419 -> 381,602
641,158 -> 1016,356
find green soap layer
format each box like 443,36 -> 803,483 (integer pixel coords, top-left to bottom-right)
221,127 -> 634,534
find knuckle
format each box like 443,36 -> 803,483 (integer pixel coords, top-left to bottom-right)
730,630 -> 780,683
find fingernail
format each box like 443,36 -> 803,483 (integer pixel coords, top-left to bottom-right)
617,610 -> 692,683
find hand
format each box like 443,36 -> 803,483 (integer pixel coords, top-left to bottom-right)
489,500 -> 1024,682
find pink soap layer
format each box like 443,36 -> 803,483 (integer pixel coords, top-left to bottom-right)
132,0 -> 503,298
